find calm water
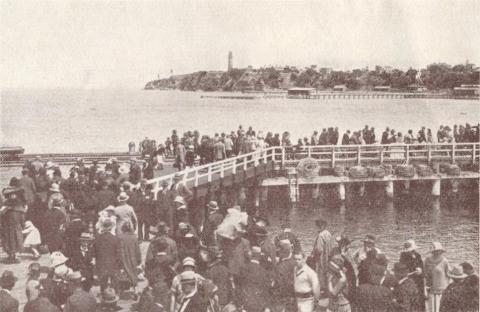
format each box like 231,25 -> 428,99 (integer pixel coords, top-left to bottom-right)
1,88 -> 479,268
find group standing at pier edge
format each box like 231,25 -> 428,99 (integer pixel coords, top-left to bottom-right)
134,123 -> 479,173
0,123 -> 477,312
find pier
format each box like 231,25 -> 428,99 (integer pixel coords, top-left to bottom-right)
0,152 -> 140,167
146,143 -> 479,207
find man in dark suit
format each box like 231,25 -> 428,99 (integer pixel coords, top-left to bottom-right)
356,264 -> 394,312
238,246 -> 272,312
90,219 -> 122,291
0,270 -> 19,312
201,201 -> 224,246
399,239 -> 425,311
272,240 -> 296,312
392,262 -> 420,312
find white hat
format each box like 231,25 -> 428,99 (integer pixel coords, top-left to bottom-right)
45,161 -> 54,169
182,257 -> 196,268
24,220 -> 34,228
180,270 -> 196,283
207,201 -> 219,210
49,183 -> 60,193
51,251 -> 68,267
431,241 -> 445,253
174,196 -> 185,205
403,239 -> 418,252
117,192 -> 130,202
54,265 -> 71,278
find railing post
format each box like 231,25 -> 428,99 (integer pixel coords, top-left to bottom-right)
281,148 -> 286,168
451,144 -> 455,163
427,145 -> 432,164
194,169 -> 199,187
307,146 -> 311,158
243,156 -> 247,171
207,166 -> 212,183
473,144 -> 477,164
380,146 -> 384,164
405,144 -> 410,164
331,147 -> 335,168
220,162 -> 225,178
254,151 -> 259,167
232,158 -> 237,175
357,145 -> 361,165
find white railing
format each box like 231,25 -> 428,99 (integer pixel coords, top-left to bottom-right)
147,143 -> 479,193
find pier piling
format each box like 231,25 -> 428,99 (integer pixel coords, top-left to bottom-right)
432,179 -> 441,196
338,183 -> 346,201
385,180 -> 394,199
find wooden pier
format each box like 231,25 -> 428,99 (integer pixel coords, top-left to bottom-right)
146,143 -> 479,206
0,152 -> 140,167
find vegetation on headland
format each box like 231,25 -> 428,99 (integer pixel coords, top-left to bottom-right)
144,62 -> 479,92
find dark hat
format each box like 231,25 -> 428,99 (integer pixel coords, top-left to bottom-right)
364,234 -> 376,244
254,227 -> 269,238
0,270 -> 18,288
9,177 -> 20,187
315,219 -> 327,228
460,262 -> 475,275
448,265 -> 467,279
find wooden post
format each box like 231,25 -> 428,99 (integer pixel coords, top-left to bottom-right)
243,156 -> 247,171
357,145 -> 361,165
451,179 -> 459,193
432,179 -> 441,196
307,146 -> 311,158
451,144 -> 455,163
232,159 -> 237,175
359,182 -> 366,197
338,183 -> 346,201
281,148 -> 286,168
220,163 -> 225,179
473,144 -> 476,164
385,180 -> 394,199
331,147 -> 335,168
194,169 -> 199,187
427,145 -> 432,165
380,146 -> 384,164
405,144 -> 410,164
207,166 -> 212,183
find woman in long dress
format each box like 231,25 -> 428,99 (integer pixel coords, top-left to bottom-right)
1,180 -> 26,263
118,221 -> 142,294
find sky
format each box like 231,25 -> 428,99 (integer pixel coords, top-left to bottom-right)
1,0 -> 479,89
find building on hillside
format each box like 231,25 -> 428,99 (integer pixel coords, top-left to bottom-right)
453,84 -> 479,96
287,87 -> 316,98
407,84 -> 427,92
373,85 -> 391,92
333,84 -> 347,92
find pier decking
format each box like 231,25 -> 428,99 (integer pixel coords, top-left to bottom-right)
146,143 -> 479,203
0,152 -> 140,167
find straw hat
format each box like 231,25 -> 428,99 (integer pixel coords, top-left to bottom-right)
207,201 -> 219,210
180,270 -> 196,284
102,287 -> 119,304
174,196 -> 185,205
403,239 -> 418,252
24,220 -> 34,229
49,183 -> 60,193
431,241 -> 445,253
117,192 -> 129,202
50,251 -> 68,267
448,265 -> 467,279
182,257 -> 196,268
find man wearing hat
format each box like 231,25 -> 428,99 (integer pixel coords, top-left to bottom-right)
254,226 -> 277,271
20,167 -> 37,205
146,222 -> 178,265
439,265 -> 468,312
311,219 -> 336,287
0,270 -> 19,312
91,218 -> 123,292
203,246 -> 230,307
399,239 -> 425,311
170,172 -> 193,201
43,196 -> 67,253
201,201 -> 224,246
460,262 -> 478,311
114,191 -> 137,236
353,234 -> 382,265
274,223 -> 301,254
24,279 -> 61,312
170,257 -> 207,312
64,271 -> 97,312
273,239 -> 296,312
238,246 -> 272,312
392,262 -> 420,312
173,196 -> 190,233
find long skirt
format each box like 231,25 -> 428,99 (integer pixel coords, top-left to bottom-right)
1,210 -> 24,254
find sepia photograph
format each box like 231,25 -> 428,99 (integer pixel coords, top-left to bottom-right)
1,1 -> 479,311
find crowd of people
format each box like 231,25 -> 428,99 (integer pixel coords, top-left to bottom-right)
0,149 -> 479,312
134,123 -> 479,173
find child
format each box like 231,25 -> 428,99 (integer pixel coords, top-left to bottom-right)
23,220 -> 41,259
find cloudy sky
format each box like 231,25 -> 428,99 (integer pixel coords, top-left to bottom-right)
1,0 -> 479,88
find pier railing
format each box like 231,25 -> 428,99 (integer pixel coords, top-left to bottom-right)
147,143 -> 478,193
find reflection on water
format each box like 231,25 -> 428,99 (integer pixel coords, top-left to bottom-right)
265,179 -> 479,269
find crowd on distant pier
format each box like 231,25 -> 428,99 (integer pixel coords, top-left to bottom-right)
0,121 -> 478,312
135,122 -> 478,172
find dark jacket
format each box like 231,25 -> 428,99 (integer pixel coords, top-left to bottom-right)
356,283 -> 394,312
64,288 -> 97,312
204,259 -> 231,306
392,277 -> 420,312
95,189 -> 116,212
90,232 -> 122,276
202,211 -> 224,246
439,281 -> 469,312
42,207 -> 66,252
23,296 -> 61,312
238,260 -> 272,312
0,289 -> 19,312
273,256 -> 296,299
463,274 -> 479,311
